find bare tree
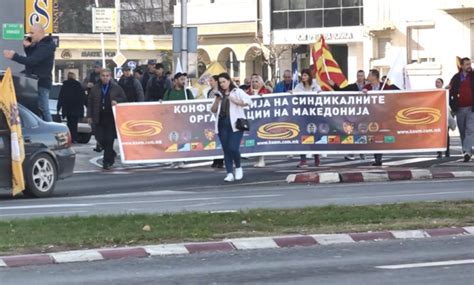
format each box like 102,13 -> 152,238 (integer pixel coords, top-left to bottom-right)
118,0 -> 175,35
253,36 -> 299,82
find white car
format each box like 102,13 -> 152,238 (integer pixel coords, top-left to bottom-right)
49,83 -> 92,144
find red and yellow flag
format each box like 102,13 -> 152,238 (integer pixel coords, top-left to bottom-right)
0,69 -> 26,196
456,56 -> 462,71
311,35 -> 348,91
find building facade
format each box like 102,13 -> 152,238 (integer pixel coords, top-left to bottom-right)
174,0 -> 268,82
53,0 -> 174,83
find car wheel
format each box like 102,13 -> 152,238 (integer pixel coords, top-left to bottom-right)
24,154 -> 57,198
76,132 -> 92,144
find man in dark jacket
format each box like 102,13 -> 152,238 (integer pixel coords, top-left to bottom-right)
449,57 -> 474,162
3,24 -> 56,122
145,63 -> 172,101
141,60 -> 156,91
84,61 -> 102,92
329,70 -> 367,161
330,70 -> 367,91
118,66 -> 144,102
362,69 -> 400,166
57,72 -> 86,143
87,69 -> 127,170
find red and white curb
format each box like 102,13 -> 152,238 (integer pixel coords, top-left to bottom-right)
286,170 -> 474,184
1,227 -> 473,268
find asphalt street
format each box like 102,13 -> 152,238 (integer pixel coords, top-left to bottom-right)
0,137 -> 473,219
0,178 -> 473,219
1,235 -> 473,284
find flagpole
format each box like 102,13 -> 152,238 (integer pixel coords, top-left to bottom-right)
321,55 -> 331,80
381,76 -> 388,90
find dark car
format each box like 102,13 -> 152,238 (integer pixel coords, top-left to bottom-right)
0,105 -> 76,197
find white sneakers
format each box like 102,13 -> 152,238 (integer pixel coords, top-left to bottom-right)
224,168 -> 244,182
224,173 -> 235,182
235,168 -> 243,180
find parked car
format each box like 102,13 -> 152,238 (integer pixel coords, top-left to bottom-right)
0,104 -> 76,197
49,83 -> 92,144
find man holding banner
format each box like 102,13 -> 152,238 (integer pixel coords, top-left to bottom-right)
363,69 -> 400,166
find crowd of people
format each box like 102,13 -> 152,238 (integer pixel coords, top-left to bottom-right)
3,24 -> 473,179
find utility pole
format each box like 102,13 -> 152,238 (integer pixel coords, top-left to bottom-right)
94,0 -> 106,68
115,0 -> 121,53
181,0 -> 188,72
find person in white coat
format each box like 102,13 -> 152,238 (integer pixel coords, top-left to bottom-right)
211,72 -> 252,182
293,68 -> 322,167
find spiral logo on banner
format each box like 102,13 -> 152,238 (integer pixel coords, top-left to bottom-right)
395,107 -> 441,125
120,120 -> 163,137
257,122 -> 300,140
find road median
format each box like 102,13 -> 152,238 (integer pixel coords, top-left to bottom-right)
1,200 -> 473,256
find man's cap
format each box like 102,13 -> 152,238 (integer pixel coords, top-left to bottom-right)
93,61 -> 101,67
122,66 -> 131,71
174,72 -> 188,80
147,59 -> 157,65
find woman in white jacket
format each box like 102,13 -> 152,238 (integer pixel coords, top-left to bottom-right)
293,68 -> 322,167
211,72 -> 252,182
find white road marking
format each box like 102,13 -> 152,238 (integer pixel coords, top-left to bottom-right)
0,204 -> 93,210
323,160 -> 369,167
0,259 -> 6,267
376,259 -> 474,269
0,211 -> 88,217
209,210 -> 238,213
91,194 -> 283,207
383,157 -> 436,166
0,195 -> 283,212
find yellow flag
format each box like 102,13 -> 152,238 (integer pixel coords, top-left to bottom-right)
193,62 -> 226,99
0,69 -> 26,196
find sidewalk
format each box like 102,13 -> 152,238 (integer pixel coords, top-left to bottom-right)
1,226 -> 472,268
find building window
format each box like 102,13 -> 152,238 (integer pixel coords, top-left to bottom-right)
407,26 -> 437,63
271,0 -> 363,30
377,38 -> 391,59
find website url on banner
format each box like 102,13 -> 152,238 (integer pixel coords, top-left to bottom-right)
397,128 -> 441,135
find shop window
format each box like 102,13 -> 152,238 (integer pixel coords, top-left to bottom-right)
324,0 -> 341,8
290,0 -> 305,9
324,9 -> 341,27
342,8 -> 361,26
342,0 -> 362,7
306,10 -> 323,28
306,0 -> 323,9
289,11 -> 305,28
272,11 -> 288,30
272,0 -> 289,10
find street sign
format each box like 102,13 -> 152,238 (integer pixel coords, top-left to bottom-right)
127,61 -> 137,69
114,67 -> 123,80
113,51 -> 127,67
92,8 -> 116,33
2,24 -> 24,40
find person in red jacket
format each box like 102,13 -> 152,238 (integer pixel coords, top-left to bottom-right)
362,69 -> 400,166
449,57 -> 474,162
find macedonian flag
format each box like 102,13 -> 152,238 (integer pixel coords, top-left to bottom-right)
311,35 -> 348,91
0,68 -> 25,196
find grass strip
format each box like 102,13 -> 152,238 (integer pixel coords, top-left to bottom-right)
1,200 -> 473,255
